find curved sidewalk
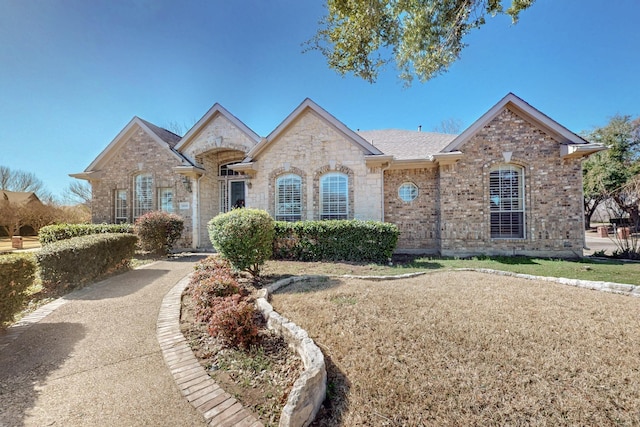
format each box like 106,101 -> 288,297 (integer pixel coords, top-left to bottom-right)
0,255 -> 258,427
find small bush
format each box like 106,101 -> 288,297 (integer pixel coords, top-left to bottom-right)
273,220 -> 399,262
0,254 -> 36,325
190,257 -> 244,322
208,208 -> 274,278
207,294 -> 259,349
134,211 -> 184,255
39,223 -> 133,245
36,233 -> 137,293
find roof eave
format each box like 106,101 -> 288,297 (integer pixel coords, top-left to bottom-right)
561,143 -> 608,159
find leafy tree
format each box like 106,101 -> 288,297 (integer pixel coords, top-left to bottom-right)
308,0 -> 535,84
582,115 -> 640,228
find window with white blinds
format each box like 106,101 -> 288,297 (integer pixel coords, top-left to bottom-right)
134,173 -> 153,219
320,172 -> 348,220
489,165 -> 524,238
276,174 -> 302,221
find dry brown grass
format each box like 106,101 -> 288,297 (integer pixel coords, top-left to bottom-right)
270,271 -> 640,426
0,236 -> 40,253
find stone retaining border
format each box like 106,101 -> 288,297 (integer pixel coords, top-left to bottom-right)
256,276 -> 327,427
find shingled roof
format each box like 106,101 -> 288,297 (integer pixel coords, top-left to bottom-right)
357,129 -> 457,160
138,118 -> 182,148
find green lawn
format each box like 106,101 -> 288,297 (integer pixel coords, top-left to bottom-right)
262,256 -> 640,286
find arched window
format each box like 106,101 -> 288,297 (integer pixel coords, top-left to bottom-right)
320,172 -> 348,220
134,173 -> 153,219
489,165 -> 525,238
276,174 -> 302,221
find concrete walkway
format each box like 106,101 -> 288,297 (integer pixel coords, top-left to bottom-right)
0,255 -> 259,427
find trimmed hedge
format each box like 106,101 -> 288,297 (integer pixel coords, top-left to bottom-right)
0,254 -> 37,325
273,220 -> 399,262
36,233 -> 137,293
39,223 -> 133,245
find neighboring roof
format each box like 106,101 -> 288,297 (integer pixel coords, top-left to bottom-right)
441,92 -> 593,153
138,118 -> 182,148
1,190 -> 42,205
72,117 -> 191,178
357,129 -> 457,160
244,98 -> 383,161
175,103 -> 261,152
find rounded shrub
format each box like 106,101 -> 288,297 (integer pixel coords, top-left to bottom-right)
0,253 -> 36,325
134,211 -> 184,255
208,208 -> 274,278
207,294 -> 259,349
189,257 -> 244,322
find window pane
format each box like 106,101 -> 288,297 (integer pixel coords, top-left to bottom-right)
115,189 -> 128,223
134,174 -> 153,219
398,182 -> 418,202
276,174 -> 301,221
320,173 -> 347,220
489,166 -> 524,238
159,188 -> 174,213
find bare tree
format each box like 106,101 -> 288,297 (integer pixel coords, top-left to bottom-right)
0,165 -> 47,194
432,118 -> 463,134
64,180 -> 92,206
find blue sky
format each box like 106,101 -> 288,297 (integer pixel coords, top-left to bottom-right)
0,0 -> 638,200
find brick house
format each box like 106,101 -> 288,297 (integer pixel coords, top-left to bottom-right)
71,93 -> 605,257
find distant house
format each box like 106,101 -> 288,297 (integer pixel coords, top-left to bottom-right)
0,190 -> 43,236
71,93 -> 605,257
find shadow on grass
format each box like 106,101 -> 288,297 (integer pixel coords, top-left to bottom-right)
311,352 -> 350,427
271,277 -> 344,295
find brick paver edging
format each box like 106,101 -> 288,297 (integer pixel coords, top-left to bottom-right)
157,274 -> 263,427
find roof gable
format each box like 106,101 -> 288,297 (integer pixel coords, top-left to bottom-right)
82,117 -> 189,173
441,93 -> 591,153
1,190 -> 42,205
244,98 -> 383,161
174,103 -> 261,152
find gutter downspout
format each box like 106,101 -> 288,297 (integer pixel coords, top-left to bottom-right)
380,161 -> 391,222
192,175 -> 204,249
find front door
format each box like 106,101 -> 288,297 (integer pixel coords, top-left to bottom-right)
229,180 -> 245,209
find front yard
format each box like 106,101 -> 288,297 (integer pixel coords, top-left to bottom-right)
270,271 -> 640,426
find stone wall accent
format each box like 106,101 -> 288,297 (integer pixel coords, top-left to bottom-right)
90,125 -> 193,248
246,110 -> 383,221
383,167 -> 440,252
195,150 -> 246,248
438,107 -> 585,257
256,277 -> 327,427
180,113 -> 257,163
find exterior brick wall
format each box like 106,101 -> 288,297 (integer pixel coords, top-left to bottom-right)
90,125 -> 193,247
383,167 -> 440,252
246,110 -> 383,221
438,108 -> 585,257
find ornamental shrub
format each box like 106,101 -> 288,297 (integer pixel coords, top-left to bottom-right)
207,294 -> 259,349
134,211 -> 184,255
208,208 -> 274,278
39,223 -> 133,245
189,256 -> 244,322
273,220 -> 399,262
0,253 -> 36,325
